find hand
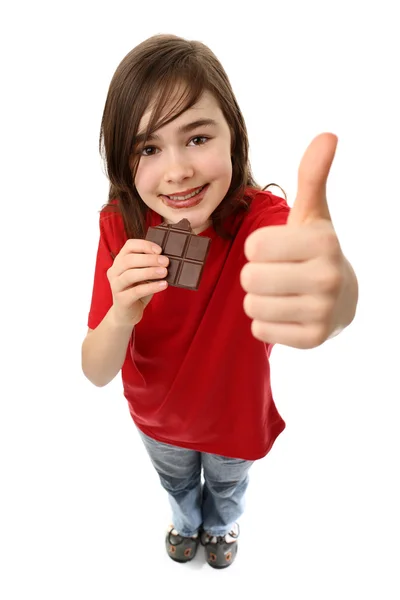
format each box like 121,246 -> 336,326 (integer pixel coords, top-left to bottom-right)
107,239 -> 169,327
240,133 -> 347,349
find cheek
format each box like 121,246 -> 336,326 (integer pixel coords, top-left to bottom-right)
134,161 -> 156,192
201,147 -> 232,180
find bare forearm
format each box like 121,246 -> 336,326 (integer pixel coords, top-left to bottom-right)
81,307 -> 136,387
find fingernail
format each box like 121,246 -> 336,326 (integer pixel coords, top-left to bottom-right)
156,268 -> 167,275
157,256 -> 169,266
152,245 -> 161,253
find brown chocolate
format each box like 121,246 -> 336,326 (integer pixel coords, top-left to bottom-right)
145,219 -> 211,290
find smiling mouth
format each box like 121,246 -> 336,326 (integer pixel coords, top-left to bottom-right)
159,184 -> 209,209
163,185 -> 207,201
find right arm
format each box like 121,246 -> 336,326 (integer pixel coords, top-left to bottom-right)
81,308 -> 136,387
82,237 -> 169,387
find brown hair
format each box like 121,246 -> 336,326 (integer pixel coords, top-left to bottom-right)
99,34 -> 284,240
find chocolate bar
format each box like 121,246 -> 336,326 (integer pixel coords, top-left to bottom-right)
145,219 -> 211,290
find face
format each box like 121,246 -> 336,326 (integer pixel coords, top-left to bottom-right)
133,90 -> 232,234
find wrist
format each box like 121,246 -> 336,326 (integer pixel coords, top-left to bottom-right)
108,305 -> 138,330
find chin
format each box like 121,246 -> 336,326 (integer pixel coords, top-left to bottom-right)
183,213 -> 211,230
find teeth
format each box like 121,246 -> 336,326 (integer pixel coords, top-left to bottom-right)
168,186 -> 204,201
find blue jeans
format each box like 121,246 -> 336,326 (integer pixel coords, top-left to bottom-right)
137,428 -> 254,537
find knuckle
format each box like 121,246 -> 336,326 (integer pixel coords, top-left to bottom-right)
316,229 -> 340,255
122,239 -> 133,252
325,232 -> 341,256
126,255 -> 138,269
315,265 -> 342,293
327,267 -> 343,293
311,298 -> 330,322
309,325 -> 329,347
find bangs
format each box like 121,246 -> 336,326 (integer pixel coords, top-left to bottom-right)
141,73 -> 206,143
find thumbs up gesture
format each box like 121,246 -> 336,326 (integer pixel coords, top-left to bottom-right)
240,133 -> 358,349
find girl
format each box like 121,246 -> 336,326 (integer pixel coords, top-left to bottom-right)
82,34 -> 358,569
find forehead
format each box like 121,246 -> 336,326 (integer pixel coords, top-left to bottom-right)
138,90 -> 222,134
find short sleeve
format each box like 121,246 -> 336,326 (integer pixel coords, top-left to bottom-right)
249,191 -> 291,233
87,214 -> 116,330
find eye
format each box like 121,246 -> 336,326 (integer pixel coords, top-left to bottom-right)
141,146 -> 159,156
189,136 -> 209,146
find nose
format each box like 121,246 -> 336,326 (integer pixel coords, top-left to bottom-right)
163,149 -> 194,184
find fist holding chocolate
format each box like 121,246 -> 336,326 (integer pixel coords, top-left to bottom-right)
145,219 -> 211,291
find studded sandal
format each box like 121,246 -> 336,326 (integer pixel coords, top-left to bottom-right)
165,525 -> 201,563
201,523 -> 240,569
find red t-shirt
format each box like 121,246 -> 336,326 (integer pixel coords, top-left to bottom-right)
87,188 -> 291,460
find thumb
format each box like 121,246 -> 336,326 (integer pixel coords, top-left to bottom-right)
288,132 -> 338,226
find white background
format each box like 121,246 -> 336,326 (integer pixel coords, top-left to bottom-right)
1,0 -> 399,598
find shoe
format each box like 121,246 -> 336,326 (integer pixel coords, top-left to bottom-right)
201,523 -> 240,569
165,525 -> 201,563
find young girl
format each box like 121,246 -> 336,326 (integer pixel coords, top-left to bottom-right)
82,34 -> 358,569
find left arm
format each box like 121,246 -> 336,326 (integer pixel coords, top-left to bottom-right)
241,133 -> 359,350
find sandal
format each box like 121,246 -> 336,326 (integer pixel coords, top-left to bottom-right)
165,525 -> 201,563
201,523 -> 240,569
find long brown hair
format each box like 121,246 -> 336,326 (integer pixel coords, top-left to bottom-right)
99,34 -> 284,240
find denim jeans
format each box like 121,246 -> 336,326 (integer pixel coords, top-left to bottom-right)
137,428 -> 254,537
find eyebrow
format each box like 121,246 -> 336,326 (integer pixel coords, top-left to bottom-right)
135,118 -> 218,144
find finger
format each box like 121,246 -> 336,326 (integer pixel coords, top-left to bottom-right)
120,238 -> 163,257
125,279 -> 168,302
244,222 -> 337,263
241,260 -> 340,296
240,262 -> 309,295
243,293 -> 332,324
113,252 -> 169,277
288,133 -> 338,226
116,266 -> 168,292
